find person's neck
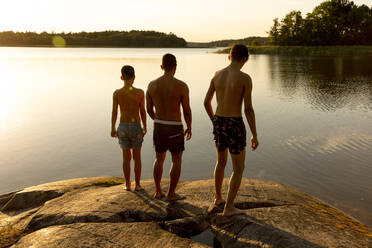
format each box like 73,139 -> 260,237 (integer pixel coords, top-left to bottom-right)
163,71 -> 175,77
124,81 -> 133,88
229,61 -> 242,70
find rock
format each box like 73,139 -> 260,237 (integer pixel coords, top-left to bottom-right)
210,214 -> 321,248
0,191 -> 21,210
24,180 -> 205,233
160,215 -> 209,237
1,177 -> 123,212
0,177 -> 371,248
0,177 -> 123,248
11,223 -> 209,248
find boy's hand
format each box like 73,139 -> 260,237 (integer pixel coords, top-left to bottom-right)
251,136 -> 259,151
142,127 -> 147,135
184,128 -> 192,141
111,130 -> 117,138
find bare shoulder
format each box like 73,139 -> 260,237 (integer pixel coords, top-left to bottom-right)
133,87 -> 145,96
113,88 -> 121,96
147,79 -> 157,93
213,68 -> 225,80
239,71 -> 252,85
174,78 -> 189,91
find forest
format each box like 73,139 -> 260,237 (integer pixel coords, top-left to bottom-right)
0,30 -> 187,47
268,0 -> 372,46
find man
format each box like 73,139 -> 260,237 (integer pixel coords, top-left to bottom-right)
146,53 -> 192,201
204,44 -> 259,216
111,65 -> 147,191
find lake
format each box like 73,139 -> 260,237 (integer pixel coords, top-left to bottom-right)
0,47 -> 371,227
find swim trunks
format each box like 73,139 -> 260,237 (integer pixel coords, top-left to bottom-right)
212,116 -> 246,154
117,122 -> 144,149
153,121 -> 184,154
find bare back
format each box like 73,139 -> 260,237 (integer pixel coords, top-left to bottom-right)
213,66 -> 252,117
147,75 -> 188,121
114,87 -> 144,123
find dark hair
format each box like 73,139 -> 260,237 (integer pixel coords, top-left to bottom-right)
162,53 -> 177,71
121,65 -> 135,80
230,44 -> 249,62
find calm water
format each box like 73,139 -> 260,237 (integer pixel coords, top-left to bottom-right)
0,47 -> 371,227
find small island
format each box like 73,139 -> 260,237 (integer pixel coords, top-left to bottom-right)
0,30 -> 187,48
1,177 -> 371,247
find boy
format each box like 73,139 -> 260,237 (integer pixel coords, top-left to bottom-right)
204,44 -> 259,216
111,65 -> 147,191
146,54 -> 192,201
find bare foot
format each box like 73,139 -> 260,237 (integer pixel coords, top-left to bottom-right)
214,198 -> 226,206
154,192 -> 165,199
223,207 -> 246,217
124,186 -> 131,191
135,185 -> 144,191
167,193 -> 186,202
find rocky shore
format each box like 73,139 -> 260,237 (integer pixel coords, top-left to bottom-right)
1,177 -> 371,247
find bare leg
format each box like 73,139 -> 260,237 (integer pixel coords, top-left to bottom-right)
214,148 -> 228,206
153,152 -> 166,198
167,152 -> 185,201
223,149 -> 246,216
122,148 -> 132,191
132,148 -> 143,191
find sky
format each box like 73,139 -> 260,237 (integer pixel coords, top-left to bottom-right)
0,0 -> 371,42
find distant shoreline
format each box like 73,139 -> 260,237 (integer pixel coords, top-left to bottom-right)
0,45 -> 219,49
0,45 -> 190,48
3,45 -> 372,56
216,46 -> 372,56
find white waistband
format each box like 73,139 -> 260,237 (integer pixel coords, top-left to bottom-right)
154,119 -> 183,125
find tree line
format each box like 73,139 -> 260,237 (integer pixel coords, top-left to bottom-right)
0,30 -> 187,47
208,37 -> 269,47
268,0 -> 372,46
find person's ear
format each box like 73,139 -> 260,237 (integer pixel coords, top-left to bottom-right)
228,55 -> 231,61
121,75 -> 123,80
161,65 -> 164,71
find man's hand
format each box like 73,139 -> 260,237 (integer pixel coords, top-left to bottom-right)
142,127 -> 147,135
251,136 -> 259,151
184,128 -> 192,141
111,129 -> 117,138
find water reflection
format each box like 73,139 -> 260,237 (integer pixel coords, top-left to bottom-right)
0,61 -> 21,130
267,56 -> 372,111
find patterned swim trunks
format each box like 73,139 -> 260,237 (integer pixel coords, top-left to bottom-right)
212,116 -> 246,154
117,123 -> 144,149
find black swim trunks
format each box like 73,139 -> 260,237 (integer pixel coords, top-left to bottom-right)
153,123 -> 184,154
212,116 -> 246,154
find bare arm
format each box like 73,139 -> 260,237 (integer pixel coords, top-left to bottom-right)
243,78 -> 259,150
203,79 -> 215,120
111,91 -> 118,137
181,85 -> 192,140
146,87 -> 155,120
139,90 -> 147,135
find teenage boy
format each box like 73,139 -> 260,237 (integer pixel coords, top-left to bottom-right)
111,65 -> 147,191
204,44 -> 259,216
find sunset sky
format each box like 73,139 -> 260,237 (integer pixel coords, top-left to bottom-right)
1,0 -> 371,42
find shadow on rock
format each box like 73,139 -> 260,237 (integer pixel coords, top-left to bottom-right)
210,214 -> 324,248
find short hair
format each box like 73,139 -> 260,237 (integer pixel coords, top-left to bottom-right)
162,53 -> 177,71
121,65 -> 135,80
230,44 -> 249,62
